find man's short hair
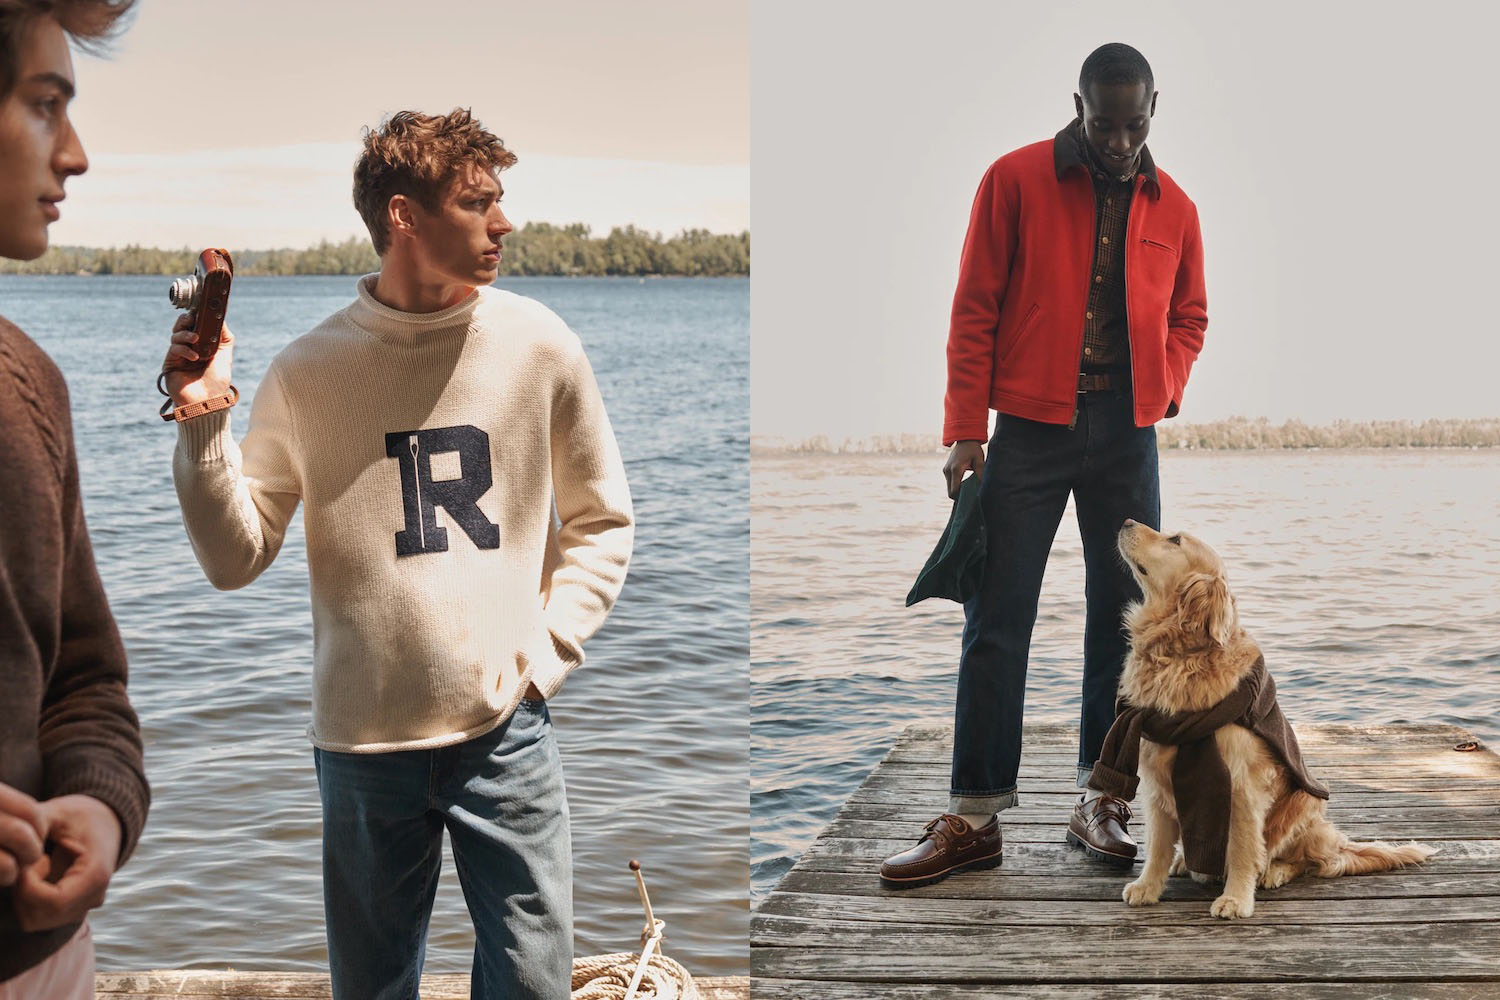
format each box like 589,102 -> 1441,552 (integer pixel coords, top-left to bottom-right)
0,0 -> 134,99
353,108 -> 518,256
1079,42 -> 1153,95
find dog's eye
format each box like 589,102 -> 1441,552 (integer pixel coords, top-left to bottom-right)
1168,535 -> 1182,545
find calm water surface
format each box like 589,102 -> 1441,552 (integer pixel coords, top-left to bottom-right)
1,274 -> 748,975
751,449 -> 1500,903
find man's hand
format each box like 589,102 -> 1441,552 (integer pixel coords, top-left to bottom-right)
11,794 -> 121,933
163,314 -> 236,407
0,783 -> 48,888
943,440 -> 986,499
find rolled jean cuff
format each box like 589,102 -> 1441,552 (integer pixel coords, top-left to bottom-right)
949,788 -> 1019,815
1077,764 -> 1094,789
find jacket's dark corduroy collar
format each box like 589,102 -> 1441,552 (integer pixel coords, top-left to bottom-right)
1054,118 -> 1159,196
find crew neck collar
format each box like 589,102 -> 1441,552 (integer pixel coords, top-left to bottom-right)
346,273 -> 486,344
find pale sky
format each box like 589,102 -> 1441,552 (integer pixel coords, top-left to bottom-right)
751,0 -> 1500,433
52,0 -> 748,248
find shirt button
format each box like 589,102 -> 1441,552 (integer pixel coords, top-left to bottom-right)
1106,198 -> 1113,205
1101,236 -> 1109,244
1084,347 -> 1093,356
1086,311 -> 1093,319
1094,275 -> 1103,283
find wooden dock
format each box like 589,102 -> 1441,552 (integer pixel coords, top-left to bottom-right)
95,970 -> 749,998
752,723 -> 1500,998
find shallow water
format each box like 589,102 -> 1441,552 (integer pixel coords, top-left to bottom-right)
751,449 -> 1500,902
2,274 -> 748,975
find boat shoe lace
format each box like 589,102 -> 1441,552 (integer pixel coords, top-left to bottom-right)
1091,795 -> 1133,827
918,813 -> 972,850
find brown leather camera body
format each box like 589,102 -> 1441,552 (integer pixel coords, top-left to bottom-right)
158,247 -> 236,420
177,247 -> 234,368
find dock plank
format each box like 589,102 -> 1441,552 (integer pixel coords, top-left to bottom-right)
751,723 -> 1500,996
94,971 -> 748,998
751,982 -> 1494,1000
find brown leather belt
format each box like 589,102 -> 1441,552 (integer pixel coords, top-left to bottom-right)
1077,373 -> 1124,392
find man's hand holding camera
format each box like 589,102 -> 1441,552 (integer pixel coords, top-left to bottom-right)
1,783 -> 122,932
163,312 -> 235,409
159,248 -> 236,420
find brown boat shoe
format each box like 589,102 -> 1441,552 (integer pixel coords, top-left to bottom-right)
1065,793 -> 1138,866
879,813 -> 1003,889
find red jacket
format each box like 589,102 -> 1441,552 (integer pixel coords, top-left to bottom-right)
943,131 -> 1208,443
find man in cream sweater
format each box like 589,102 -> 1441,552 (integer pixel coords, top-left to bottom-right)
162,109 -> 633,1000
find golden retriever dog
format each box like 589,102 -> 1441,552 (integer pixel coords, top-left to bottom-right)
1114,520 -> 1435,919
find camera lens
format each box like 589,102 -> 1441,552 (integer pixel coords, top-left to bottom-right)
168,275 -> 201,309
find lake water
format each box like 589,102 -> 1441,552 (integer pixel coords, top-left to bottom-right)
0,274 -> 748,976
751,448 -> 1500,903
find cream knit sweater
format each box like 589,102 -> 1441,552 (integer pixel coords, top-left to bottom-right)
173,275 -> 633,752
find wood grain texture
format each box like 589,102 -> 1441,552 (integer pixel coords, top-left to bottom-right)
751,982 -> 1500,1000
92,971 -> 748,998
751,723 -> 1500,997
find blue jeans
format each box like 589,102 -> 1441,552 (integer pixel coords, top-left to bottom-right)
949,390 -> 1161,814
313,699 -> 572,1000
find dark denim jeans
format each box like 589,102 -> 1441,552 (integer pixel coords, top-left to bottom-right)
949,390 -> 1160,814
313,699 -> 572,1000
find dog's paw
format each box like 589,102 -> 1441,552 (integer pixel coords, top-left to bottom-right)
1169,849 -> 1186,877
1259,861 -> 1297,889
1122,878 -> 1162,906
1210,893 -> 1255,919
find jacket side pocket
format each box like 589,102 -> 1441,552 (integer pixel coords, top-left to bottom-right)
995,303 -> 1041,369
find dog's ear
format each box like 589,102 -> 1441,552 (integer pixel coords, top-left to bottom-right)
1178,572 -> 1234,646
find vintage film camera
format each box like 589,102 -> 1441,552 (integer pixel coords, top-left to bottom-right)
158,248 -> 234,420
167,247 -> 234,365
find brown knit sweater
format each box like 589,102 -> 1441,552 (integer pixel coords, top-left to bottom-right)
1,315 -> 150,982
1087,655 -> 1328,876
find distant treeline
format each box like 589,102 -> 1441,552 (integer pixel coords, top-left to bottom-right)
752,418 -> 1500,455
1156,416 -> 1500,450
0,223 -> 750,277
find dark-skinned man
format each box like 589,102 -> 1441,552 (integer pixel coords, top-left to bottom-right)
880,42 -> 1207,888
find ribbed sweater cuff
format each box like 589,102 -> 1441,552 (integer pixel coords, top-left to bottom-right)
175,408 -> 232,462
1182,833 -> 1225,877
1085,761 -> 1139,800
530,629 -> 584,700
45,749 -> 150,869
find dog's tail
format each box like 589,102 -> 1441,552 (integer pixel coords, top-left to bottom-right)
1309,823 -> 1437,877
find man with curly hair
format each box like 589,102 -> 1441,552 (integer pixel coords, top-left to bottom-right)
880,42 -> 1208,889
163,108 -> 634,999
0,1 -> 149,996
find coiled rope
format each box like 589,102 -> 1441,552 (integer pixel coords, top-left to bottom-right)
568,861 -> 699,1000
570,949 -> 699,999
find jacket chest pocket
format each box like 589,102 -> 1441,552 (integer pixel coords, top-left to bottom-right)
1134,236 -> 1180,298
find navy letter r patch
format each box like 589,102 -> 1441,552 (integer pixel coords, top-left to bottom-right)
385,425 -> 500,556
